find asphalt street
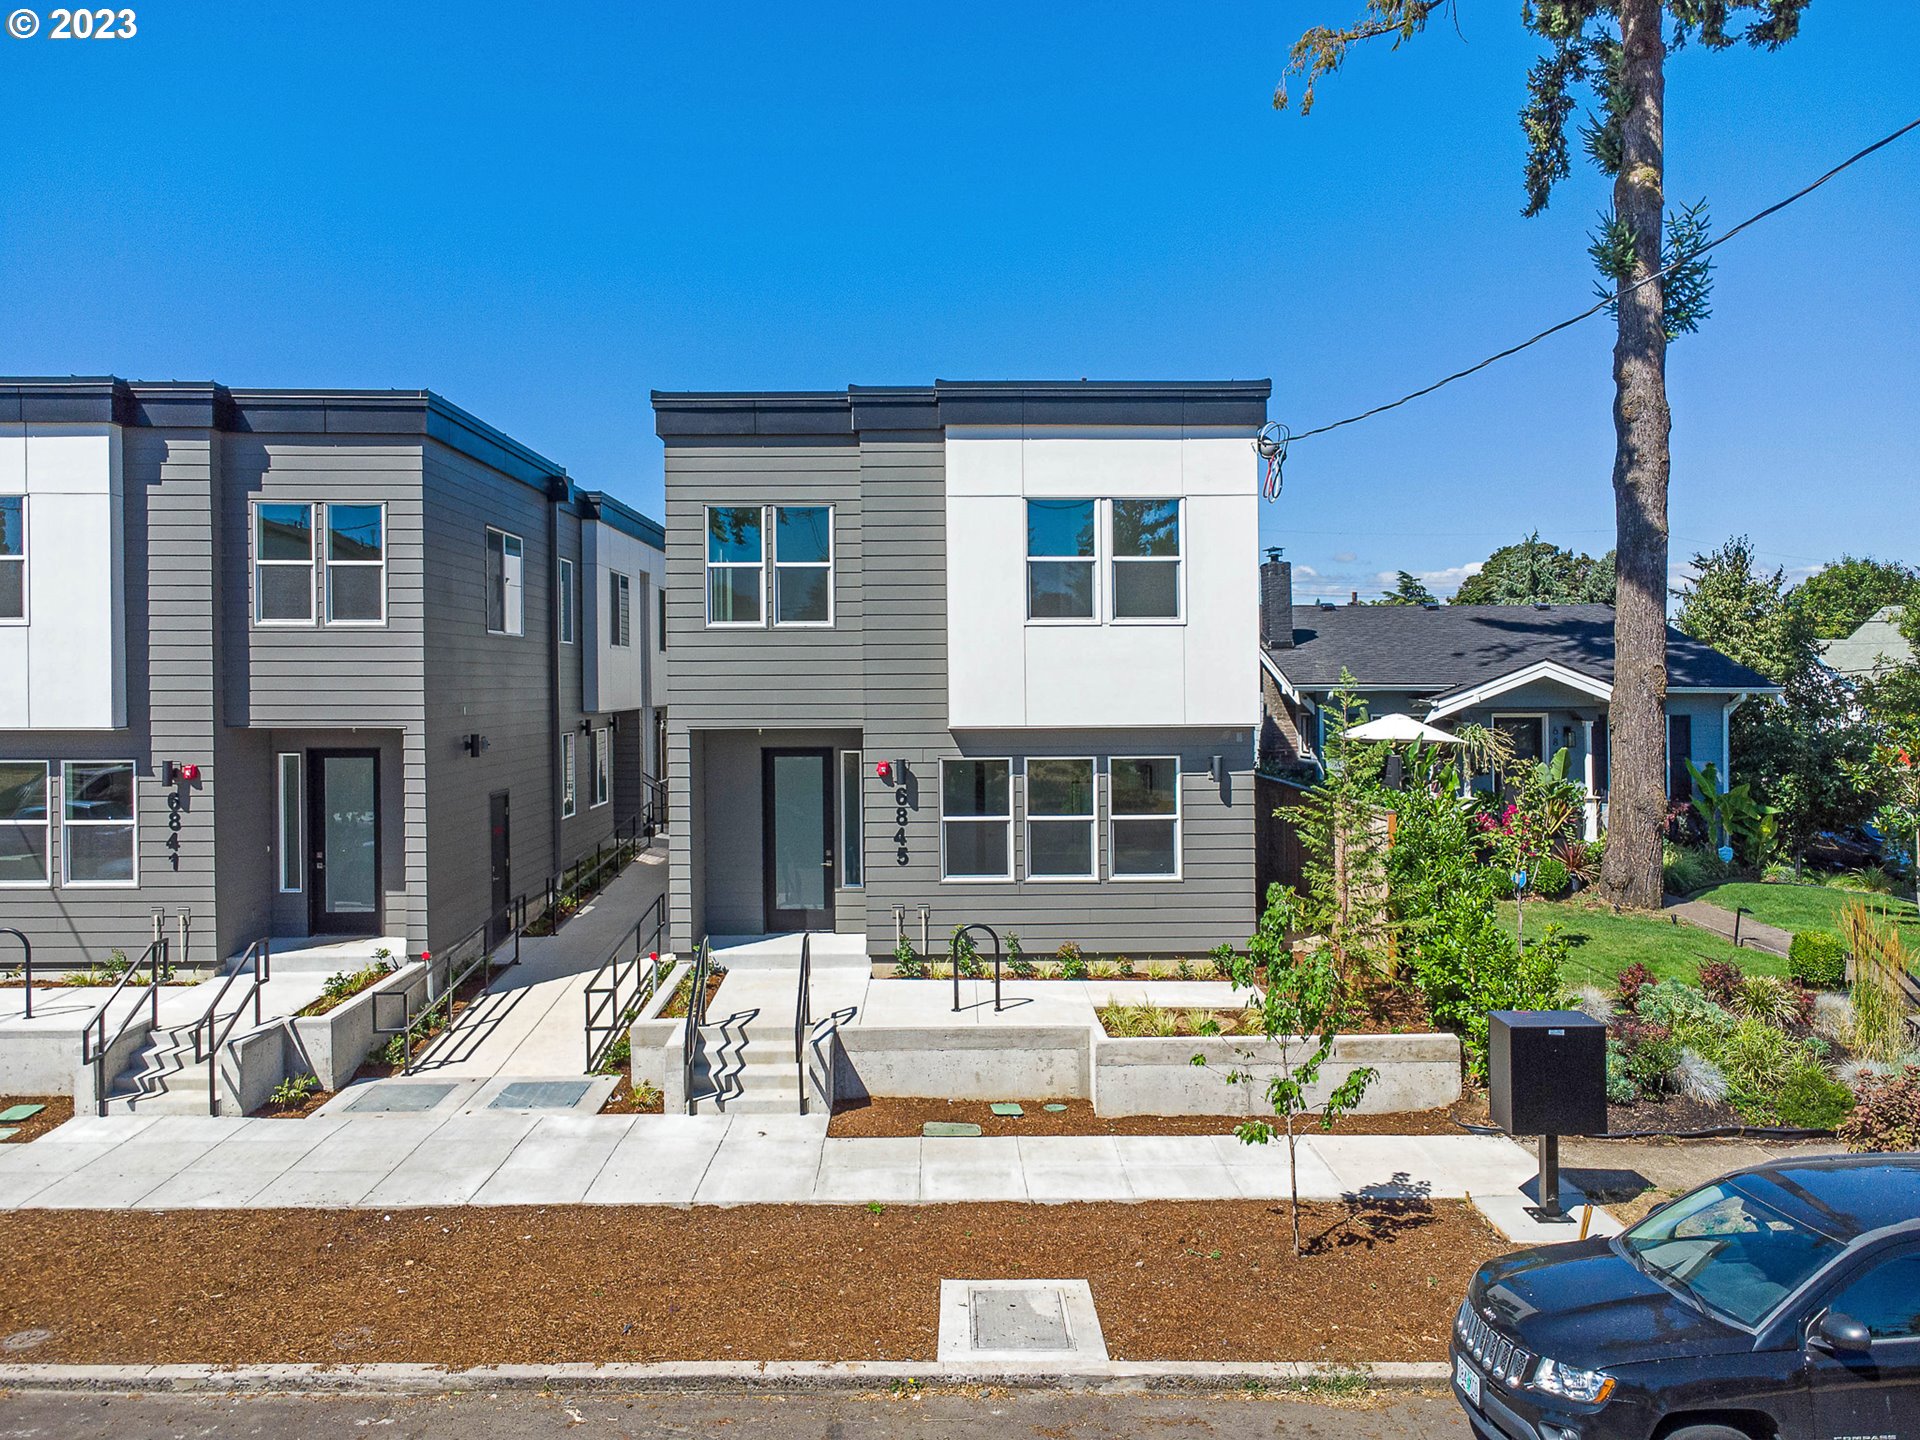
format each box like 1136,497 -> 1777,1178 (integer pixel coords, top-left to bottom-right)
0,1388 -> 1472,1438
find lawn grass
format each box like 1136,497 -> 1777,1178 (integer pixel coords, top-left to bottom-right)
1692,881 -> 1920,943
1499,897 -> 1787,990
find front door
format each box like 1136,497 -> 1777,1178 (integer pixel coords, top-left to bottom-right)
763,748 -> 834,932
487,790 -> 511,947
308,750 -> 381,936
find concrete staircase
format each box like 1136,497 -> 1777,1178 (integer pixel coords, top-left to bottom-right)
103,1019 -> 214,1115
687,1020 -> 805,1115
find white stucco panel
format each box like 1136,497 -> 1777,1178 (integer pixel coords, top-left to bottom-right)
946,494 -> 1027,728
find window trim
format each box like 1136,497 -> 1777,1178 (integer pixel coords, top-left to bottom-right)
0,760 -> 50,889
590,727 -> 610,809
609,570 -> 632,648
486,526 -> 526,637
704,504 -> 767,628
839,749 -> 864,889
1107,755 -> 1181,881
321,501 -> 388,627
558,557 -> 576,645
560,732 -> 577,819
0,493 -> 27,627
1025,497 -> 1101,626
939,756 -> 1014,883
1024,755 -> 1097,882
251,500 -> 318,628
1109,497 -> 1184,625
773,504 -> 835,628
60,760 -> 139,889
276,753 -> 302,893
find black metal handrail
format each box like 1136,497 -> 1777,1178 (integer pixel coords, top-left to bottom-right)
539,812 -> 649,935
950,923 -> 1004,1014
194,937 -> 271,1115
81,938 -> 168,1116
681,936 -> 711,1113
794,933 -> 813,1115
2,928 -> 31,1020
636,773 -> 668,835
583,891 -> 669,1072
397,902 -> 510,1075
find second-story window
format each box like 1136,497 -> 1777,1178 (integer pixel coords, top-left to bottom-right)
609,571 -> 632,647
558,557 -> 576,644
0,495 -> 25,621
706,505 -> 763,625
486,527 -> 524,636
325,504 -> 385,624
774,506 -> 832,625
1027,499 -> 1096,620
255,502 -> 316,623
1111,499 -> 1180,619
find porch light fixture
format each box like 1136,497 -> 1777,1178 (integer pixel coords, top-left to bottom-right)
158,761 -> 201,785
463,733 -> 489,757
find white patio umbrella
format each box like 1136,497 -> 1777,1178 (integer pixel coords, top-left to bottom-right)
1342,713 -> 1464,745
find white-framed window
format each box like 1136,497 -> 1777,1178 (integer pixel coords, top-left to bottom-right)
840,749 -> 863,889
1026,498 -> 1097,621
774,505 -> 833,626
0,494 -> 26,623
486,527 -> 524,636
0,761 -> 50,887
276,753 -> 302,893
1025,757 -> 1096,880
591,727 -> 610,808
1111,498 -> 1181,620
1490,712 -> 1548,785
706,505 -> 764,625
61,760 -> 137,887
558,557 -> 576,644
1109,756 -> 1180,879
941,757 -> 1012,881
253,501 -> 316,624
324,503 -> 385,624
609,571 -> 632,647
560,732 -> 577,819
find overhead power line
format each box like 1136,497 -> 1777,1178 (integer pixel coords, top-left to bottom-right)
1283,114 -> 1920,446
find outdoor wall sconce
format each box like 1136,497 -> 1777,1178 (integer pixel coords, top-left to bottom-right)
1207,754 -> 1223,782
463,733 -> 489,757
158,761 -> 200,785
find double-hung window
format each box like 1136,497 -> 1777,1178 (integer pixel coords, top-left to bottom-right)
1025,758 -> 1095,880
62,761 -> 136,886
255,502 -> 316,623
609,571 -> 632,647
0,495 -> 25,621
1026,499 -> 1096,620
591,728 -> 610,807
558,557 -> 576,644
276,754 -> 301,893
1111,498 -> 1181,619
325,504 -> 385,623
941,758 -> 1012,880
486,527 -> 524,636
1109,757 -> 1180,878
0,762 -> 49,886
773,505 -> 832,625
706,506 -> 764,624
560,732 -> 577,819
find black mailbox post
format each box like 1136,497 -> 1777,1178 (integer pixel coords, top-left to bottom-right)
1488,1009 -> 1607,1218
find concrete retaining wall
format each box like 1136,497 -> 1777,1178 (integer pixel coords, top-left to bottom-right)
831,1026 -> 1092,1102
290,961 -> 429,1092
1092,1032 -> 1461,1117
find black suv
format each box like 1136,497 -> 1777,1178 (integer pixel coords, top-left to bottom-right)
1451,1153 -> 1920,1440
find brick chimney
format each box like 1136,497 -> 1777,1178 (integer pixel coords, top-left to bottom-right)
1261,548 -> 1294,649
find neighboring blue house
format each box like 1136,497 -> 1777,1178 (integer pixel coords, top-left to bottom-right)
1255,555 -> 1780,839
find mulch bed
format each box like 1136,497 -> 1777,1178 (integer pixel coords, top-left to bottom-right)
0,1095 -> 73,1142
1605,1093 -> 1745,1134
598,1073 -> 664,1115
828,1094 -> 1490,1139
252,1088 -> 334,1120
661,968 -> 727,1020
0,1200 -> 1504,1366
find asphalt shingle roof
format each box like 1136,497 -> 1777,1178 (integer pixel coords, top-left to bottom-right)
1264,603 -> 1776,693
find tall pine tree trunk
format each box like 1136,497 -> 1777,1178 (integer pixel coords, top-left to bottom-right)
1596,0 -> 1671,911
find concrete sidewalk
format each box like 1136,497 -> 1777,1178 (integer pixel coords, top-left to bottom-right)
1662,895 -> 1793,957
0,1109 -> 1618,1243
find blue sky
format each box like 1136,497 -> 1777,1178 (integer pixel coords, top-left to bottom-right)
3,3 -> 1914,602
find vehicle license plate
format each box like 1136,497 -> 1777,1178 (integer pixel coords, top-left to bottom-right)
1455,1354 -> 1482,1407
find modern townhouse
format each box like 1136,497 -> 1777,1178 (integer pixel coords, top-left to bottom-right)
653,380 -> 1269,959
0,377 -> 665,975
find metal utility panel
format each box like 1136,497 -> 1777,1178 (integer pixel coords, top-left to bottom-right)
1488,1009 -> 1608,1137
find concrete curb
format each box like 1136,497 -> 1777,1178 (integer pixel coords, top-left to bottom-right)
0,1360 -> 1452,1395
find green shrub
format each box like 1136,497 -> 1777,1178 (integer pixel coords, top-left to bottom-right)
1604,1042 -> 1639,1105
269,1073 -> 320,1107
1838,1064 -> 1920,1152
1006,933 -> 1035,980
1636,980 -> 1738,1049
594,1033 -> 631,1076
1772,1067 -> 1855,1130
1530,856 -> 1572,900
1056,942 -> 1088,981
1662,843 -> 1734,897
892,934 -> 926,979
1788,930 -> 1848,989
950,927 -> 984,979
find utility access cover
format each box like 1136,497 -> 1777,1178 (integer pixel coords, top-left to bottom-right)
936,1280 -> 1108,1366
970,1287 -> 1068,1351
490,1080 -> 592,1110
347,1083 -> 456,1113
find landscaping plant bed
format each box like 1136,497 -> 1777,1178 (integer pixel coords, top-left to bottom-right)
0,1094 -> 72,1142
828,1095 -> 1485,1138
597,1072 -> 664,1115
0,1200 -> 1504,1367
660,966 -> 727,1020
252,1087 -> 334,1120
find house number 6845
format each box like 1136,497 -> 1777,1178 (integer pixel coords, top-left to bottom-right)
894,785 -> 910,865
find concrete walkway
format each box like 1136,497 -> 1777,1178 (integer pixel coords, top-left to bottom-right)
0,1109 -> 1617,1243
1663,895 -> 1793,957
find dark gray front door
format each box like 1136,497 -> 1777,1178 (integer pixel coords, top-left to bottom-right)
488,790 -> 511,947
763,748 -> 834,932
308,750 -> 380,936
